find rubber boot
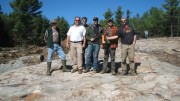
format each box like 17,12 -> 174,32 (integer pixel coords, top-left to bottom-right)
61,60 -> 71,72
100,68 -> 106,74
47,62 -> 51,75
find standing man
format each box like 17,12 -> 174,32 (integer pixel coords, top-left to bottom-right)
44,19 -> 70,76
100,18 -> 118,75
84,17 -> 103,73
81,17 -> 88,68
66,16 -> 86,74
107,18 -> 137,75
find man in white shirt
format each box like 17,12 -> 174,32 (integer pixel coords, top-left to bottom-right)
66,16 -> 86,74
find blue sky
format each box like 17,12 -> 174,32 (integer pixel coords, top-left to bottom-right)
1,0 -> 166,25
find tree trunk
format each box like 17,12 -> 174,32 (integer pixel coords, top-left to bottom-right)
171,20 -> 173,37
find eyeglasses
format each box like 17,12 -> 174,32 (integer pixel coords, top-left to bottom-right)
75,20 -> 80,21
52,23 -> 57,25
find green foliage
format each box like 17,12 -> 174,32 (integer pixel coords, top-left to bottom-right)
31,15 -> 49,46
103,8 -> 113,21
126,10 -> 131,24
0,12 -> 14,47
1,0 -> 180,47
162,0 -> 180,37
99,19 -> 107,27
9,0 -> 43,47
129,13 -> 141,35
56,16 -> 70,40
115,6 -> 123,28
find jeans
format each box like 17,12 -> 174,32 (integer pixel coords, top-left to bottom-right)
47,44 -> 66,62
86,43 -> 100,70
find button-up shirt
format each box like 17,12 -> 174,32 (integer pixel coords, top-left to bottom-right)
67,25 -> 86,41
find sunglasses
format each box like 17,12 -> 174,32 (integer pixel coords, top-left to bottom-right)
75,20 -> 80,21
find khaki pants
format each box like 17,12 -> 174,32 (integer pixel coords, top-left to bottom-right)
121,44 -> 135,73
70,42 -> 83,70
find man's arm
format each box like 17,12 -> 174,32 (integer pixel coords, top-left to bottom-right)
133,35 -> 136,46
66,35 -> 70,49
82,36 -> 86,48
44,30 -> 48,43
82,27 -> 86,48
106,35 -> 118,40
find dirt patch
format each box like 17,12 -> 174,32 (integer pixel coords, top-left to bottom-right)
150,49 -> 180,66
0,46 -> 45,65
24,93 -> 44,101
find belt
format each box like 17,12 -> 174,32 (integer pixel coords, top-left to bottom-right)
70,41 -> 82,43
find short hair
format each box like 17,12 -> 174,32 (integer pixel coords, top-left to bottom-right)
108,18 -> 113,23
93,17 -> 99,21
74,16 -> 81,20
82,17 -> 87,21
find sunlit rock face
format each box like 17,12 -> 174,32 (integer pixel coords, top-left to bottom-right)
0,37 -> 180,101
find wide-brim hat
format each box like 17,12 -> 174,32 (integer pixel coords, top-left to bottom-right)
50,19 -> 57,24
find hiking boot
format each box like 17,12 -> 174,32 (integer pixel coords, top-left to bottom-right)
119,70 -> 128,75
71,69 -> 77,73
100,70 -> 106,74
83,68 -> 90,73
93,69 -> 97,73
129,70 -> 137,76
78,69 -> 82,74
111,71 -> 116,75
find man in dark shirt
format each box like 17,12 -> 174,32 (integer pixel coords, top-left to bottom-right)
107,18 -> 137,75
84,17 -> 103,73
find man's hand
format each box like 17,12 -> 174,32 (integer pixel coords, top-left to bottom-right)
82,44 -> 86,48
100,45 -> 104,49
90,38 -> 95,41
66,43 -> 70,49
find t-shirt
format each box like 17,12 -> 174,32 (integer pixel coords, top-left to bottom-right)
117,26 -> 135,45
52,29 -> 59,43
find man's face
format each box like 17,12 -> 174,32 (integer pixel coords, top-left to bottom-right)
52,23 -> 57,28
82,19 -> 87,25
121,18 -> 127,25
93,20 -> 98,26
74,18 -> 80,25
108,21 -> 113,27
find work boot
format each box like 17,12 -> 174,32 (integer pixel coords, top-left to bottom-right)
100,66 -> 107,74
47,62 -> 51,76
111,70 -> 116,75
100,69 -> 106,74
71,69 -> 77,73
78,69 -> 82,74
93,68 -> 97,73
129,70 -> 137,76
83,68 -> 90,73
61,60 -> 71,72
111,66 -> 116,75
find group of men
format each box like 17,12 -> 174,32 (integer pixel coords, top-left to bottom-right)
44,16 -> 137,76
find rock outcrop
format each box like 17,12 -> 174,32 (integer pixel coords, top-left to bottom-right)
0,38 -> 180,101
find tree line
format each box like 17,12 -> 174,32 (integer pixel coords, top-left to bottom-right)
0,0 -> 179,48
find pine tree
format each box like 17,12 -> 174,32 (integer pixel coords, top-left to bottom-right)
162,0 -> 179,37
10,0 -> 43,46
115,6 -> 123,28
